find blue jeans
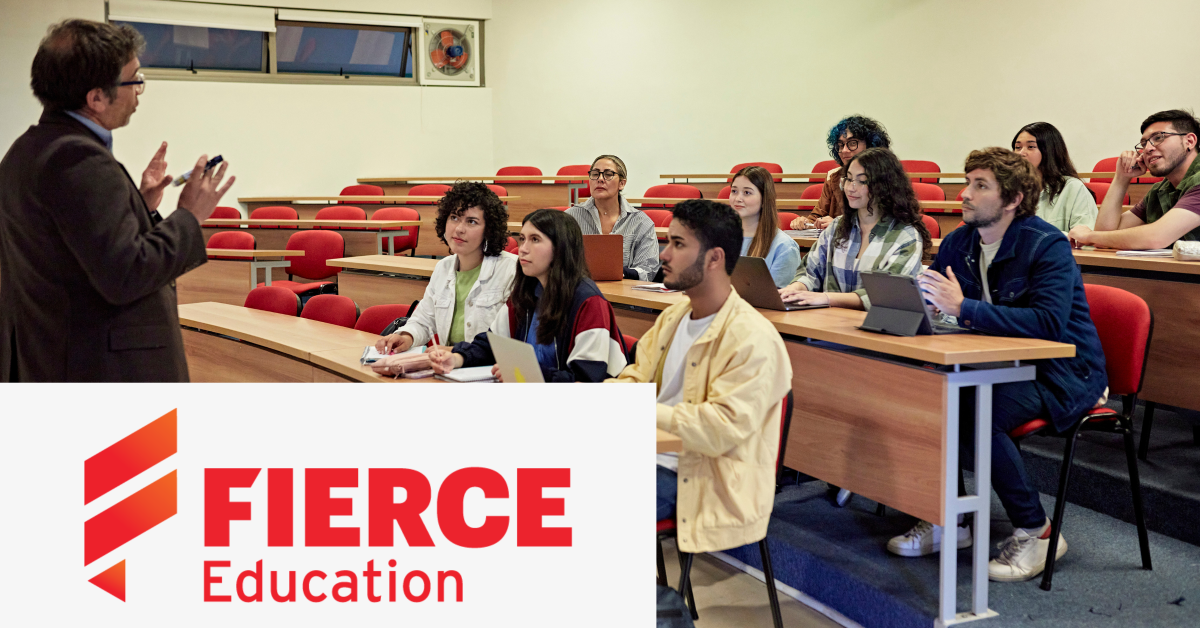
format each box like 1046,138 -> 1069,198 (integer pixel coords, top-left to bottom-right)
656,465 -> 677,521
959,381 -> 1048,530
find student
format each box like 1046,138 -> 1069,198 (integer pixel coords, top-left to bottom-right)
893,147 -> 1107,582
1068,109 -> 1200,249
372,182 -> 516,373
793,115 -> 891,230
427,208 -> 628,382
608,199 -> 791,554
566,154 -> 660,280
1011,122 -> 1096,232
732,165 -> 801,288
780,148 -> 929,309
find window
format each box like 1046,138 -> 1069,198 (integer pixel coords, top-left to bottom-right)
276,22 -> 412,78
114,21 -> 265,72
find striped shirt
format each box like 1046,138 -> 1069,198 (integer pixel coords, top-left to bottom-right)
566,197 -> 661,281
794,216 -> 923,309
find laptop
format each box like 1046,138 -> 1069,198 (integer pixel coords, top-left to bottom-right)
487,332 -> 546,383
731,257 -> 829,312
582,234 -> 624,281
858,271 -> 970,336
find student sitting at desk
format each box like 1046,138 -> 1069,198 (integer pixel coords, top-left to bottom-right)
566,154 -> 660,280
607,199 -> 791,554
372,182 -> 517,374
779,148 -> 929,310
792,115 -> 892,230
1011,121 -> 1096,232
732,165 -> 801,288
897,147 -> 1107,583
428,209 -> 628,382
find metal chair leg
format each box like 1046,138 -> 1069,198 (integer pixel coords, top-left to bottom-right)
1040,425 -> 1082,591
656,538 -> 667,587
759,539 -> 784,628
1122,428 -> 1153,570
677,551 -> 698,621
1138,401 -> 1156,461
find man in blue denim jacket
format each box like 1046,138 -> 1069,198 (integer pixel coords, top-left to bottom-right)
886,148 -> 1108,583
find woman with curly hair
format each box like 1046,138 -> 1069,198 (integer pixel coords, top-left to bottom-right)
793,115 -> 891,230
1011,122 -> 1097,232
780,147 -> 930,309
374,181 -> 517,361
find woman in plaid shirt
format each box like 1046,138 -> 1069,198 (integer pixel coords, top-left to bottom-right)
780,148 -> 932,309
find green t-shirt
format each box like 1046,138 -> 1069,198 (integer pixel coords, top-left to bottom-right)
448,264 -> 482,344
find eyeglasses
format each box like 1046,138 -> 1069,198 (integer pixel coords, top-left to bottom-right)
842,177 -> 868,189
119,72 -> 145,95
588,169 -> 619,181
1135,131 -> 1185,151
836,138 -> 861,152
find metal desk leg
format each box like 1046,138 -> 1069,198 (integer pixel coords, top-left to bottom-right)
249,260 -> 292,288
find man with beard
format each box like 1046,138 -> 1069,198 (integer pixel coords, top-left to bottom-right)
607,199 -> 790,557
1069,109 -> 1200,248
902,148 -> 1107,582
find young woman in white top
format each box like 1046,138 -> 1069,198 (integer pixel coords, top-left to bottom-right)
1011,122 -> 1097,232
373,182 -> 517,368
731,165 -> 801,288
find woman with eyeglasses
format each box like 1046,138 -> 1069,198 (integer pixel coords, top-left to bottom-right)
792,115 -> 892,230
781,148 -> 930,309
565,154 -> 661,280
731,165 -> 801,288
1011,122 -> 1097,232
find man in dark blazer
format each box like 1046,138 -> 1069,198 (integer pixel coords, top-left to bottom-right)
0,19 -> 234,382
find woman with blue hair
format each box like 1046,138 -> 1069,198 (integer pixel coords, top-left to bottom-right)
793,115 -> 891,230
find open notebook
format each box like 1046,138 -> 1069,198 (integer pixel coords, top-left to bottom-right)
435,366 -> 497,383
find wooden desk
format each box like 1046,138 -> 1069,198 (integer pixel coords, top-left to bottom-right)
356,176 -> 588,216
177,250 -> 304,306
791,235 -> 944,255
328,255 -> 440,309
201,219 -> 418,256
657,428 -> 682,453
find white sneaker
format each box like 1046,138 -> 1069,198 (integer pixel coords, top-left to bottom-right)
835,488 -> 853,507
988,527 -> 1067,582
887,520 -> 972,557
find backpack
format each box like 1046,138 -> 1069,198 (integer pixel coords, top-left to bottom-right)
656,585 -> 695,628
380,300 -> 421,336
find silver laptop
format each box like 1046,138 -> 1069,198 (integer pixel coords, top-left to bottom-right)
858,272 -> 970,336
732,257 -> 829,312
487,332 -> 546,383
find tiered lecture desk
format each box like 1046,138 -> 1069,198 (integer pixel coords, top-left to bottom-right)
354,175 -> 586,215
201,218 -> 421,257
177,249 -> 304,306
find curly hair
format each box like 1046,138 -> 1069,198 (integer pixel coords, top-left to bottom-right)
963,148 -> 1042,220
730,165 -> 778,258
434,181 -> 510,256
832,148 -> 931,253
827,115 -> 891,166
1011,122 -> 1078,202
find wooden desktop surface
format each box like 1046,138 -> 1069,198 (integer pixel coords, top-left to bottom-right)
328,255 -> 440,276
203,219 -> 421,229
204,249 -> 303,258
659,172 -> 1120,181
237,195 -> 517,203
358,176 -> 588,184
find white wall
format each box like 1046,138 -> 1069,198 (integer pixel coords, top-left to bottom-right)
486,0 -> 1200,198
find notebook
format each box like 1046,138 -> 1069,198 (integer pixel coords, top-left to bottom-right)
434,366 -> 498,383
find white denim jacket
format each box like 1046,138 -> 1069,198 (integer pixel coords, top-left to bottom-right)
395,251 -> 518,347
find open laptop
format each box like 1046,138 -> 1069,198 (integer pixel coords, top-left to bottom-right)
732,257 -> 829,312
487,332 -> 546,383
582,234 -> 624,281
858,271 -> 970,336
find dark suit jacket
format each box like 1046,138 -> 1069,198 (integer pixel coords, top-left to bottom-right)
0,110 -> 207,382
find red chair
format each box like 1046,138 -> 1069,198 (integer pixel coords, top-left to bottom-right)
901,160 -> 941,183
1090,157 -> 1118,184
549,206 -> 570,211
504,236 -> 519,254
778,212 -> 800,231
912,182 -> 946,202
249,206 -> 297,228
810,160 -> 839,182
556,165 -> 591,202
956,187 -> 967,201
730,162 -> 783,183
210,206 -> 241,219
801,184 -> 824,200
496,166 -> 543,185
407,184 -> 450,205
920,214 -> 941,239
641,184 -> 702,208
371,207 -> 420,256
642,209 -> 674,228
1007,285 -> 1153,590
206,231 -> 255,260
1083,181 -> 1129,206
622,333 -> 638,364
487,184 -> 508,201
314,205 -> 367,230
244,286 -> 300,316
258,230 -> 344,295
301,294 -> 360,328
354,303 -> 416,334
339,184 -> 384,204
717,185 -> 731,199
657,391 -> 793,627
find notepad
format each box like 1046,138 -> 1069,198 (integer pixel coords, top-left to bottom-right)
631,283 -> 681,293
435,366 -> 498,383
360,343 -> 425,365
784,229 -> 824,238
1115,249 -> 1174,257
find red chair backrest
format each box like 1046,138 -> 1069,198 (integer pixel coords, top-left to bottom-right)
249,206 -> 297,227
717,185 -> 731,199
354,304 -> 415,334
1090,157 -> 1118,184
800,184 -> 824,200
206,230 -> 255,259
920,214 -> 940,239
912,182 -> 946,201
642,184 -> 702,208
314,206 -> 366,221
371,207 -> 420,255
642,209 -> 674,228
730,162 -> 783,183
210,206 -> 241,219
408,184 -> 451,205
285,230 -> 344,279
956,187 -> 966,201
1083,181 -> 1129,206
504,236 -> 519,254
496,166 -> 543,185
244,286 -> 300,316
557,165 -> 591,199
810,160 -> 839,182
339,184 -> 384,204
301,294 -> 360,328
548,206 -> 570,211
1084,284 -> 1152,396
778,212 -> 800,231
901,160 -> 941,183
487,184 -> 509,199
